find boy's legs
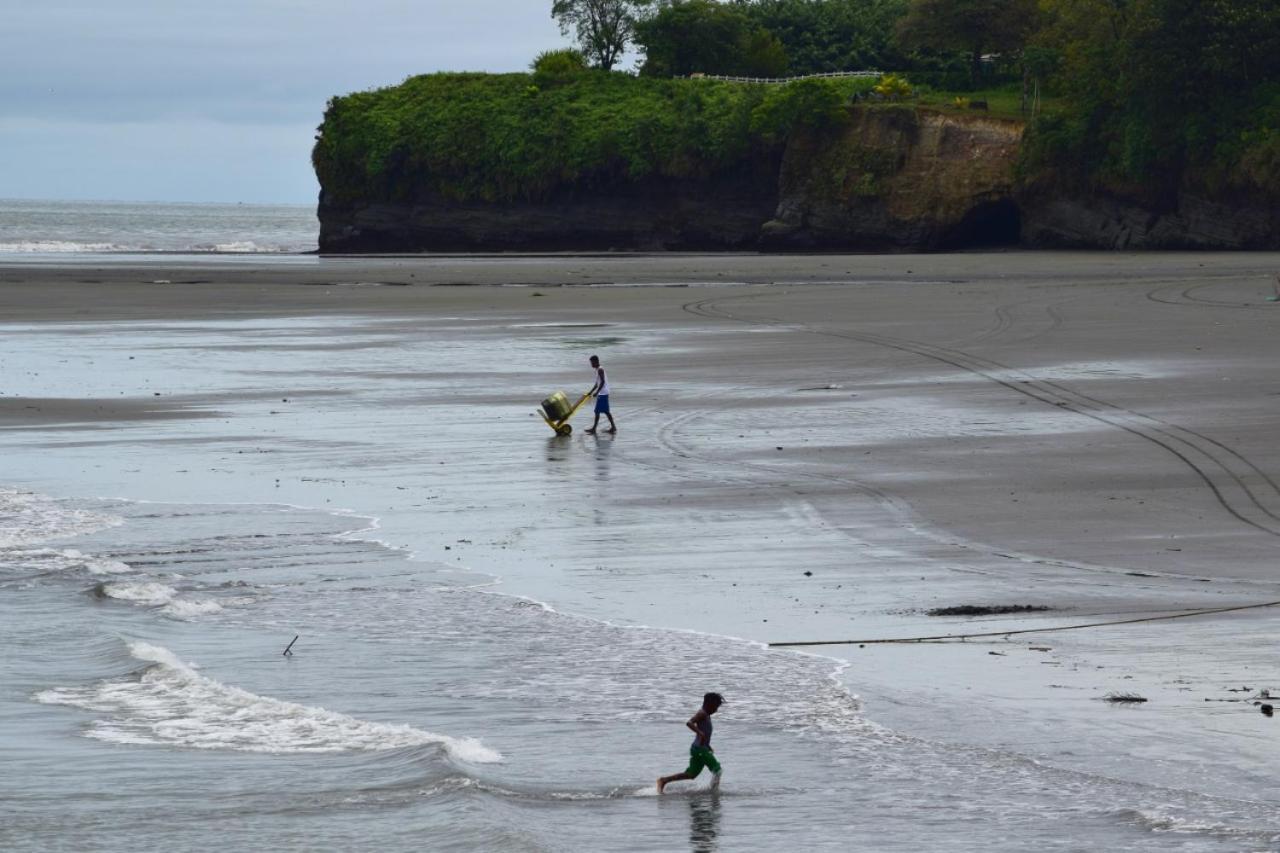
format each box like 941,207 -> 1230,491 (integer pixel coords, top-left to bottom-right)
704,750 -> 722,788
656,770 -> 695,794
658,748 -> 715,793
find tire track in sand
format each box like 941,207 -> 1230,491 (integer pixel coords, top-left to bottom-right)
1144,280 -> 1267,309
682,290 -> 1280,539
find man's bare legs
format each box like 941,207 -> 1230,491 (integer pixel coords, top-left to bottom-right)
585,411 -> 616,435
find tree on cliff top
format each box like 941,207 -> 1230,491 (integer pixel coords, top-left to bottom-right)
634,0 -> 788,77
896,0 -> 1039,85
552,0 -> 651,70
739,0 -> 909,76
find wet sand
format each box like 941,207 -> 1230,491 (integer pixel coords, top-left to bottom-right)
4,250 -> 1280,813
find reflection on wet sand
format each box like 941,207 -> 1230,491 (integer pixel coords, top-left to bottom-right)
688,791 -> 722,853
589,430 -> 614,480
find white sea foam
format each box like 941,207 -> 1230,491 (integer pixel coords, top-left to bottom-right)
99,583 -> 226,619
100,582 -> 178,605
204,240 -> 285,253
160,598 -> 224,619
0,240 -> 137,253
61,549 -> 134,575
4,547 -> 133,576
0,488 -> 123,548
36,641 -> 502,761
1120,808 -> 1280,843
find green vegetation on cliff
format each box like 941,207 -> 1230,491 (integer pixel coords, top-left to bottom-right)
1021,0 -> 1280,199
313,72 -> 870,206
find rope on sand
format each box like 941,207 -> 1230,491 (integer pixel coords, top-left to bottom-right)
768,599 -> 1280,647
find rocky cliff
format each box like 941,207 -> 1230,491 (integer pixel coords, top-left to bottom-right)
761,108 -> 1024,250
317,107 -> 1023,253
317,169 -> 780,253
315,106 -> 1279,252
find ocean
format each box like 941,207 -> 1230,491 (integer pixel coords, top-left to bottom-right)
0,198 -> 317,255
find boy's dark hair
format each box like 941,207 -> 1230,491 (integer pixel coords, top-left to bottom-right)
704,692 -> 724,707
589,354 -> 600,365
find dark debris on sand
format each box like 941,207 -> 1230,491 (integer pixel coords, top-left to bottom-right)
927,604 -> 1053,617
1102,692 -> 1148,704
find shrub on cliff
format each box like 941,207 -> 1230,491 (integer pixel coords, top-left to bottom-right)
749,78 -> 859,141
531,48 -> 589,86
872,73 -> 912,100
1234,127 -> 1280,195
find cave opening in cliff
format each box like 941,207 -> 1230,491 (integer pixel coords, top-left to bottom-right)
946,199 -> 1022,249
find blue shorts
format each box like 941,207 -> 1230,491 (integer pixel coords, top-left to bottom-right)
594,394 -> 610,414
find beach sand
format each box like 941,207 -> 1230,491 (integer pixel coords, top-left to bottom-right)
4,250 -> 1280,840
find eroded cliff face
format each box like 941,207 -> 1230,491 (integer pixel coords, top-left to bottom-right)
317,170 -> 779,253
763,108 -> 1025,250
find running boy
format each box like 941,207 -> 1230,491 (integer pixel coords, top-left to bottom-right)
585,354 -> 616,434
657,692 -> 724,794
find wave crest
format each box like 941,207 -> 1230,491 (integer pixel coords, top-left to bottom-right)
36,641 -> 501,762
98,581 -> 177,605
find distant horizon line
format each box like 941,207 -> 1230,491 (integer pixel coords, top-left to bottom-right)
0,196 -> 316,208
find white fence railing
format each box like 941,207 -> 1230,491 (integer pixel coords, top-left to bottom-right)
688,70 -> 882,84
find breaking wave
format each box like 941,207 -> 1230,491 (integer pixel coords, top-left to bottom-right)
36,641 -> 502,762
97,581 -> 178,605
160,598 -> 225,619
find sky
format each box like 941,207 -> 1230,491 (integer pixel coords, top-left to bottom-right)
0,1 -> 571,204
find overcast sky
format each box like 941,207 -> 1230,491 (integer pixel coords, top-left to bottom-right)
0,1 -> 571,203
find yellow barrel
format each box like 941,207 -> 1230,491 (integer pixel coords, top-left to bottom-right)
541,391 -> 572,421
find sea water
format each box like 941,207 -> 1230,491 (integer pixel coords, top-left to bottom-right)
2,296 -> 1279,851
0,198 -> 317,254
5,489 -> 1278,852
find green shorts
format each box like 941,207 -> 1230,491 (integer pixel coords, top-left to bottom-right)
684,746 -> 721,777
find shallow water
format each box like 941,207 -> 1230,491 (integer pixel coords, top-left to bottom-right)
4,280 -> 1280,851
4,488 -> 1279,852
